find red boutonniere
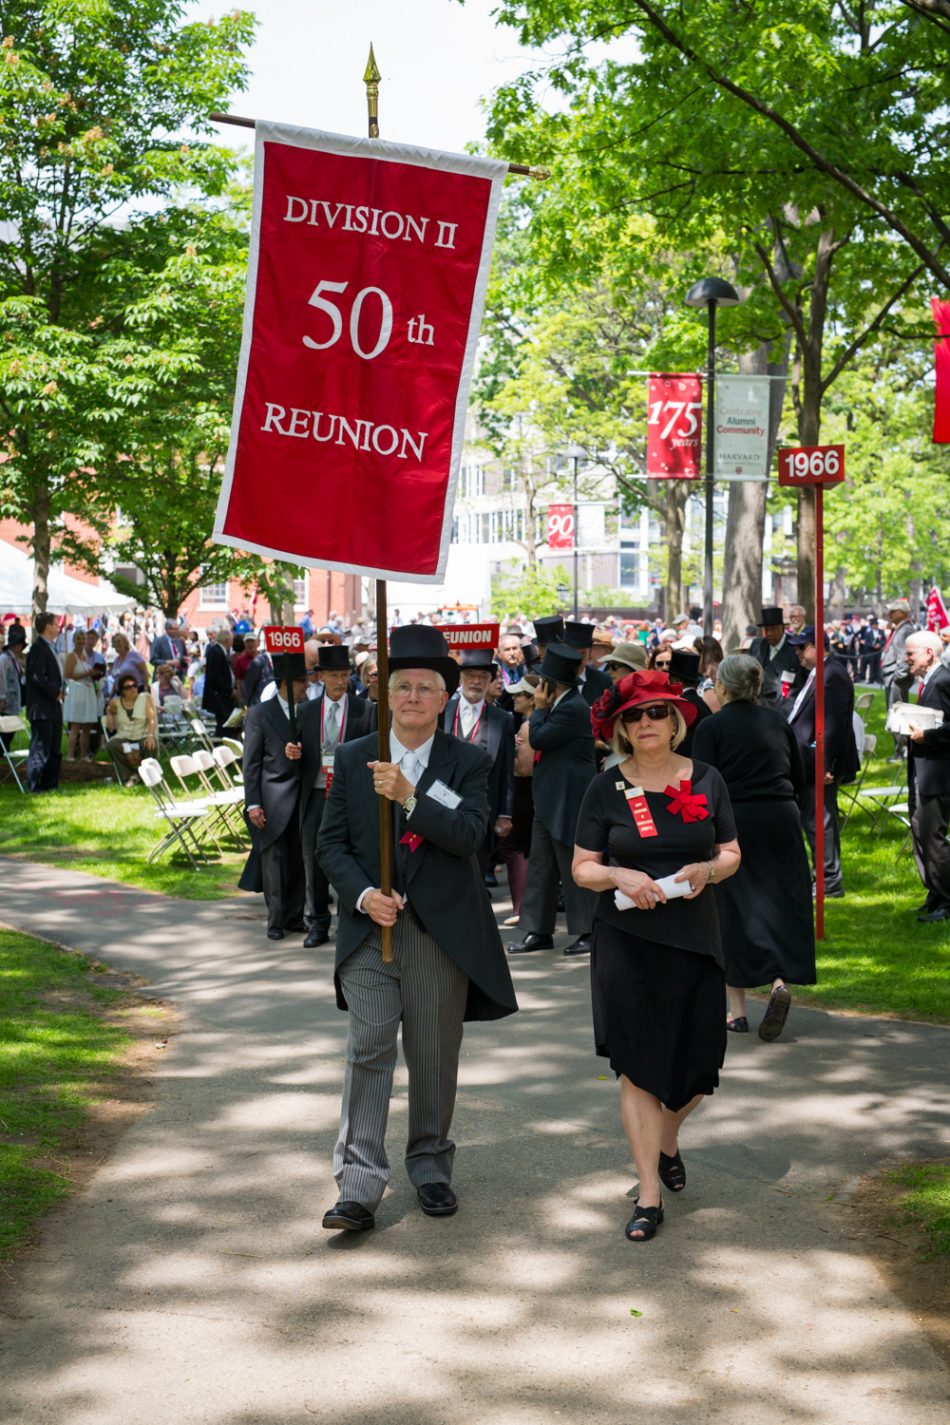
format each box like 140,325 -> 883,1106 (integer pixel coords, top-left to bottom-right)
665,780 -> 709,823
399,831 -> 424,853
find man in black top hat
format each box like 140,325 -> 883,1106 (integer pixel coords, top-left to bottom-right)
509,643 -> 597,956
666,648 -> 713,756
290,644 -> 373,947
244,652 -> 308,939
443,649 -> 515,879
750,606 -> 803,712
787,626 -> 858,898
563,620 -> 612,707
317,625 -> 517,1232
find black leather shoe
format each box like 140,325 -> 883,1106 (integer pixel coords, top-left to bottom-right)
322,1200 -> 375,1231
483,871 -> 498,887
563,935 -> 591,956
417,1182 -> 458,1217
508,933 -> 554,954
918,906 -> 950,923
304,927 -> 330,948
267,928 -> 285,941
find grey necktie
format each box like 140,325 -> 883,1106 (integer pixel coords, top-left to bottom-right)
403,751 -> 421,787
325,698 -> 340,747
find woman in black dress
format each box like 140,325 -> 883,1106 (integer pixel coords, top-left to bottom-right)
573,670 -> 741,1243
691,654 -> 816,1041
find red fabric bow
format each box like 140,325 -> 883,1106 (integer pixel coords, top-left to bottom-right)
400,831 -> 424,853
664,780 -> 709,822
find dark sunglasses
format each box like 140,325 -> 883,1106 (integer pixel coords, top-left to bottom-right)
621,702 -> 672,724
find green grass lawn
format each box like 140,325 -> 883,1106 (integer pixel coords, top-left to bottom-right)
0,777 -> 247,900
0,928 -> 138,1259
889,1161 -> 950,1259
789,683 -> 950,1022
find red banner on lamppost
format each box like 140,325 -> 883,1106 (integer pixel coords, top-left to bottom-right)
646,373 -> 702,478
547,503 -> 575,550
213,124 -> 507,581
933,297 -> 950,444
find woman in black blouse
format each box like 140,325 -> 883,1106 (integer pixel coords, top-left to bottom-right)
573,670 -> 740,1243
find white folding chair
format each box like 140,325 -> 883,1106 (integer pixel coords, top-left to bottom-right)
191,748 -> 247,841
883,800 -> 913,855
168,753 -> 229,851
860,760 -> 908,833
156,695 -> 191,746
137,758 -> 214,867
211,744 -> 244,788
219,736 -> 244,765
183,712 -> 217,754
854,690 -> 875,716
840,733 -> 876,830
0,715 -> 30,793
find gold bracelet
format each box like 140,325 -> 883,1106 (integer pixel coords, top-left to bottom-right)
707,861 -> 716,884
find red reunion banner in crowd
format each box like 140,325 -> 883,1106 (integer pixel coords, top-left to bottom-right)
213,125 -> 507,581
934,297 -> 950,444
646,374 -> 702,479
433,622 -> 500,651
926,587 -> 950,633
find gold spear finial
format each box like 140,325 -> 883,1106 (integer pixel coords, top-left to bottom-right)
364,43 -> 381,138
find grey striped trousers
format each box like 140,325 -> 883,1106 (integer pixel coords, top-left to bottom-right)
333,913 -> 469,1210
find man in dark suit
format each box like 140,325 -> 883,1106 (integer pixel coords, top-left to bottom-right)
563,620 -> 612,706
443,649 -> 515,880
509,643 -> 597,956
787,626 -> 859,898
290,644 -> 372,947
667,647 -> 713,756
905,632 -> 950,923
25,612 -> 64,792
202,626 -> 237,736
316,626 -> 518,1232
242,644 -> 275,708
750,606 -> 804,713
243,653 -> 307,940
150,618 -> 187,677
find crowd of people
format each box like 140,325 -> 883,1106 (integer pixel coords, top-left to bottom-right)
4,592 -> 949,1243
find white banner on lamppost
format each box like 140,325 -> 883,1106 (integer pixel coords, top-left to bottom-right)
714,375 -> 770,480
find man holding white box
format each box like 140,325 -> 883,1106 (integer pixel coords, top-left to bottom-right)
906,632 -> 950,924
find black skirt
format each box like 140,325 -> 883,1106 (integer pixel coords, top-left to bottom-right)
590,918 -> 726,1111
716,799 -> 816,987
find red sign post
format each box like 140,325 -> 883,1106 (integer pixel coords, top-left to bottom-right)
262,625 -> 305,738
778,445 -> 846,940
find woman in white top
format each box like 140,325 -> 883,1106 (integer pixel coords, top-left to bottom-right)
64,630 -> 99,761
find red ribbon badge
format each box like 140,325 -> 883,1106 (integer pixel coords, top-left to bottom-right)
621,783 -> 658,838
399,831 -> 424,853
665,780 -> 709,822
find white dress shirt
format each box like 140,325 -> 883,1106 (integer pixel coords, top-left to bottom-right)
356,732 -> 435,911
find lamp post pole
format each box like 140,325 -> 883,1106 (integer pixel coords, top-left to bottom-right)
685,277 -> 741,638
703,300 -> 717,638
572,451 -> 580,620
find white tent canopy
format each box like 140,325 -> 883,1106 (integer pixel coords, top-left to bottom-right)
0,539 -> 134,615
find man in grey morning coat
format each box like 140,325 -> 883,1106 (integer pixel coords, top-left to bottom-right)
316,625 -> 517,1233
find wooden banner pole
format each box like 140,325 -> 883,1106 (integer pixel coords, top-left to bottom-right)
363,44 -> 395,963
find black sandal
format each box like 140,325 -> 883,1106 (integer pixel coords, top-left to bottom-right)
624,1200 -> 664,1242
658,1149 -> 686,1193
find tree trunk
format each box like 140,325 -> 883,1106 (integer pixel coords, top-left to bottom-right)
31,482 -> 51,622
664,480 -> 688,619
828,565 -> 847,617
721,343 -> 790,654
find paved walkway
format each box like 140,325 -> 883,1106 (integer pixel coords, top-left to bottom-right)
1,856 -> 948,1425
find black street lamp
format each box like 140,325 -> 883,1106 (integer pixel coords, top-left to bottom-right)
685,276 -> 741,636
565,443 -> 585,620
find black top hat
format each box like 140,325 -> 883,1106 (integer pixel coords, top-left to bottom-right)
667,648 -> 701,685
388,625 -> 459,696
459,648 -> 495,673
318,643 -> 351,671
272,651 -> 307,683
6,626 -> 26,646
539,642 -> 583,686
533,615 -> 564,645
563,620 -> 594,650
760,607 -> 785,628
521,641 -> 542,673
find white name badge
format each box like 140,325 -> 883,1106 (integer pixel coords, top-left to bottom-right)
322,754 -> 335,771
426,778 -> 462,810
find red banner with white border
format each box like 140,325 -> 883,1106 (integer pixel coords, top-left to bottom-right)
213,125 -> 507,581
262,625 -> 304,655
433,622 -> 500,651
933,297 -> 950,444
646,374 -> 702,478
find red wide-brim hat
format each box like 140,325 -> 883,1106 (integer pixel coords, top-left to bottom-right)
590,669 -> 698,743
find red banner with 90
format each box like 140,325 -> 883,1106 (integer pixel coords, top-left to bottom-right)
646,374 -> 702,479
262,625 -> 305,656
213,126 -> 507,583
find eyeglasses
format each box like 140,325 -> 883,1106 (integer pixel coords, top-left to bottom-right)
391,681 -> 441,699
620,703 -> 672,724
654,658 -> 671,668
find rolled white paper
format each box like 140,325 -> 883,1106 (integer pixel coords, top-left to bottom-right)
614,874 -> 693,911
